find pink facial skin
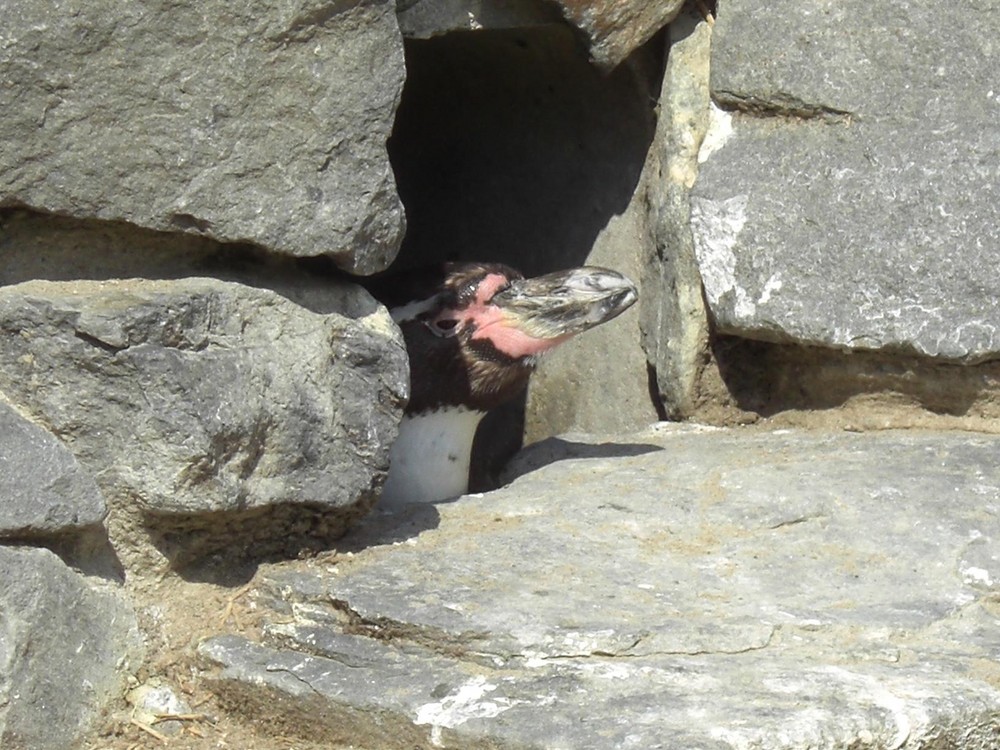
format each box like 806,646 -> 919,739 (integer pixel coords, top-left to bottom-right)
473,316 -> 570,358
473,273 -> 511,306
470,274 -> 571,358
432,272 -> 570,359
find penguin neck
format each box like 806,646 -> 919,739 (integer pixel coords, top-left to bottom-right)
379,407 -> 487,506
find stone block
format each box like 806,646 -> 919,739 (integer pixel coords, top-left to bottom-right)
691,0 -> 1000,362
0,0 -> 405,274
639,7 -> 714,418
0,278 -> 407,525
200,427 -> 1000,747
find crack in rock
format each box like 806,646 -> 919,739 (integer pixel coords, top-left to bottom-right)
714,90 -> 854,123
262,593 -> 501,666
769,514 -> 828,530
265,586 -> 782,670
628,627 -> 776,658
73,330 -> 130,354
328,597 -> 491,659
263,663 -> 324,697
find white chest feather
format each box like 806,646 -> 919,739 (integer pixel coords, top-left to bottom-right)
380,408 -> 486,506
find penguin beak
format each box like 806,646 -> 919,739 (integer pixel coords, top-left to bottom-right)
489,266 -> 638,340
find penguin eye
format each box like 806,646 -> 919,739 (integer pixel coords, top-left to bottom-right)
427,317 -> 460,337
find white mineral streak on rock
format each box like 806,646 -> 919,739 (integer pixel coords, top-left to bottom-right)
698,104 -> 734,164
579,661 -> 633,680
822,667 -> 920,750
961,565 -> 994,587
691,194 -> 753,319
415,675 -> 516,747
758,272 -> 783,305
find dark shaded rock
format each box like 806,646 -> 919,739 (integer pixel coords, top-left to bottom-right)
0,278 -> 407,560
0,0 -> 405,274
200,427 -> 1000,747
692,0 -> 1000,362
388,25 -> 656,276
555,0 -> 684,69
395,0 -> 682,70
0,402 -> 105,537
0,210 -> 229,287
397,0 -> 563,37
0,546 -> 139,750
530,7 -> 715,433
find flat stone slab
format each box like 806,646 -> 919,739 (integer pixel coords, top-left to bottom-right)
201,426 -> 1000,748
691,0 -> 1000,362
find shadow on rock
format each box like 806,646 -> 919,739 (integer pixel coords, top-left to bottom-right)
141,499 -> 378,585
336,501 -> 442,553
502,437 -> 663,482
2,525 -> 126,583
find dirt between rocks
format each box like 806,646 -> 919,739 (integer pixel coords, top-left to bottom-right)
82,552 -> 374,750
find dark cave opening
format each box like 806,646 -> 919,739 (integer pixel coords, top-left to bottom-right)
387,24 -> 658,275
386,23 -> 661,489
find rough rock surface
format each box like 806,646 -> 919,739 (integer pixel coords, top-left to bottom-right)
0,401 -> 105,537
0,0 -> 405,274
692,0 -> 1000,363
201,426 -> 1000,748
0,546 -> 138,750
0,278 -> 407,529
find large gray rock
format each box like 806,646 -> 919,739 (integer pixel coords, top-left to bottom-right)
0,402 -> 105,537
0,278 -> 407,544
201,427 -> 1000,748
0,546 -> 138,750
691,0 -> 1000,363
0,0 -> 405,274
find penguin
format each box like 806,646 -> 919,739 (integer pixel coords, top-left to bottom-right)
369,262 -> 637,504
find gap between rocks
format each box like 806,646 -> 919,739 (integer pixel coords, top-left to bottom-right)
386,23 -> 663,485
699,335 -> 1000,430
